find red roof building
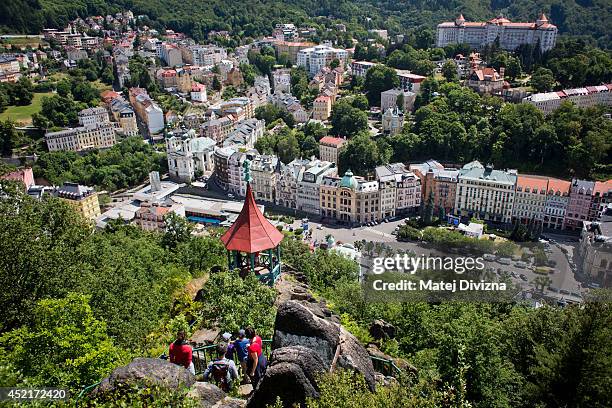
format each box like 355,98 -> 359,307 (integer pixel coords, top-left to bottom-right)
221,184 -> 284,253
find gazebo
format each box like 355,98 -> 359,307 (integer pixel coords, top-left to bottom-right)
220,159 -> 284,286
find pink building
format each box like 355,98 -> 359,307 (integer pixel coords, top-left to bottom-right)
564,179 -> 595,230
1,168 -> 35,190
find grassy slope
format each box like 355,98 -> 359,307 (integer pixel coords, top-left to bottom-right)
0,92 -> 53,125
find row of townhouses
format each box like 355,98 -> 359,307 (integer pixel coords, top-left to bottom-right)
410,160 -> 612,230
522,84 -> 612,114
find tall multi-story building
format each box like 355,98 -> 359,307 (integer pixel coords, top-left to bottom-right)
578,213 -> 612,288
213,147 -> 235,190
380,88 -> 416,113
296,159 -> 337,215
160,43 -> 183,67
272,68 -> 292,93
312,95 -> 332,121
522,84 -> 612,115
275,158 -> 309,209
297,45 -> 348,76
319,136 -> 345,164
45,122 -> 117,152
129,88 -> 164,135
436,13 -> 557,52
78,107 -> 109,126
512,175 -> 549,224
166,130 -> 216,182
454,161 -> 517,224
410,160 -> 459,215
202,116 -> 234,143
109,97 -> 139,136
381,107 -> 404,135
320,170 -> 380,225
250,155 -> 279,202
223,118 -> 264,149
273,41 -> 315,65
544,178 -> 571,230
565,179 -> 595,230
375,163 -> 421,219
55,182 -> 101,220
186,45 -> 227,66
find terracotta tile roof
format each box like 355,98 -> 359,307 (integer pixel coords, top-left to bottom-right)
517,175 -> 549,193
547,178 -> 571,195
319,136 -> 345,147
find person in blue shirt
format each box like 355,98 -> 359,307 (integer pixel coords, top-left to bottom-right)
233,329 -> 251,383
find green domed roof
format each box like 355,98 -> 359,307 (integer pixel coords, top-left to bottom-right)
340,169 -> 357,190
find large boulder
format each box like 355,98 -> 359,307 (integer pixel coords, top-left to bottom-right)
272,300 -> 376,391
94,357 -> 196,397
247,346 -> 327,408
369,319 -> 396,340
273,300 -> 341,365
187,382 -> 226,407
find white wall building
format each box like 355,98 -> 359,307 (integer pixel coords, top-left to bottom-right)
297,45 -> 348,76
166,129 -> 216,182
437,14 -> 557,52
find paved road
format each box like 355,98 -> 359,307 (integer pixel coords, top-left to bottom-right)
291,217 -> 584,300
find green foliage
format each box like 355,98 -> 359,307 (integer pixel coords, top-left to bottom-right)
363,64 -> 399,106
0,293 -> 124,390
338,132 -> 384,176
255,104 -> 295,128
86,384 -> 200,407
162,212 -> 194,249
198,270 -> 277,338
530,67 -> 556,92
441,59 -> 458,82
34,137 -> 167,191
330,97 -> 369,138
397,224 -> 421,241
281,238 -> 359,291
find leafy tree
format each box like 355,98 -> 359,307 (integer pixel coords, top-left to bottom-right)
277,130 -> 300,163
163,213 -> 194,249
0,119 -> 18,156
364,64 -> 399,106
338,132 -> 382,175
0,293 -> 123,390
330,99 -> 368,137
530,67 -> 556,92
198,270 -> 276,338
441,60 -> 458,82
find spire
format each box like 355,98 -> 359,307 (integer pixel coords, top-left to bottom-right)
536,12 -> 548,26
220,183 -> 284,253
456,14 -> 466,26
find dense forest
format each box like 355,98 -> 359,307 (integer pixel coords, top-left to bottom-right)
1,0 -> 610,48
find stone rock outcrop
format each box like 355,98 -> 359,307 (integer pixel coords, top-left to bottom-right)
249,299 -> 376,407
369,319 -> 396,340
94,357 -> 196,397
188,382 -> 226,407
273,300 -> 341,366
247,346 -> 327,408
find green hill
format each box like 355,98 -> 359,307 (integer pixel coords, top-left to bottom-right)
1,0 -> 610,47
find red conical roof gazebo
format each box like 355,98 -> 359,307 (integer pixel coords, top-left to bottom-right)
220,183 -> 284,252
220,159 -> 283,285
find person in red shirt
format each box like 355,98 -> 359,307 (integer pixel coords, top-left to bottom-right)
169,330 -> 194,374
245,327 -> 267,385
245,327 -> 262,351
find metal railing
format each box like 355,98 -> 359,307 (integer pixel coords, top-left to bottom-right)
76,339 -> 399,403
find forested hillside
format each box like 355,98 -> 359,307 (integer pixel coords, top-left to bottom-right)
1,0 -> 610,47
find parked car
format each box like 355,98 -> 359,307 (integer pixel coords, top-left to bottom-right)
548,286 -> 560,293
511,271 -> 518,278
497,257 -> 512,265
483,254 -> 496,262
560,289 -> 570,295
570,292 -> 582,299
519,274 -> 528,281
515,261 -> 527,269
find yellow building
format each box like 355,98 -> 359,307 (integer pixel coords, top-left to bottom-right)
320,170 -> 380,225
56,182 -> 101,220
